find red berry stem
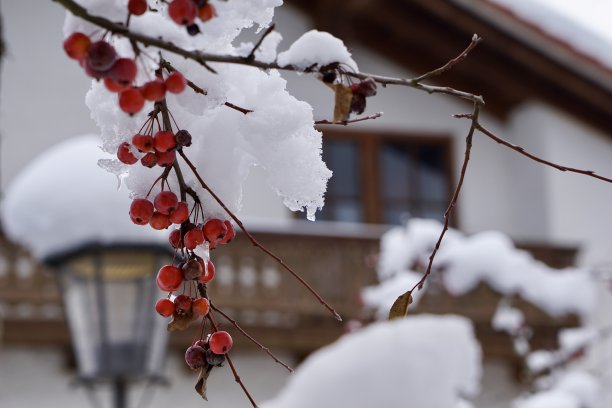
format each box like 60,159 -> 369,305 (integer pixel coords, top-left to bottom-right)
206,311 -> 258,408
210,300 -> 294,373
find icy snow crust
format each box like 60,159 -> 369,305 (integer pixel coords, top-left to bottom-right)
363,219 -> 597,320
277,30 -> 358,71
262,315 -> 482,408
63,0 -> 333,221
1,135 -> 167,259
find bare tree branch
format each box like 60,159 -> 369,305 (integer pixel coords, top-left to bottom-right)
315,112 -> 383,126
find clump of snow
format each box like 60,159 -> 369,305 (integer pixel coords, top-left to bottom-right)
514,371 -> 601,408
64,0 -> 331,221
364,219 -> 597,320
262,315 -> 482,408
0,135 -> 167,259
277,30 -> 358,72
492,300 -> 525,334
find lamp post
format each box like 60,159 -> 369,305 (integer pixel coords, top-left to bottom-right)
48,243 -> 172,408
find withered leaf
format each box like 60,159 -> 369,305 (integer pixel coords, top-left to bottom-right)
333,84 -> 353,123
167,311 -> 198,332
388,291 -> 413,320
195,366 -> 213,400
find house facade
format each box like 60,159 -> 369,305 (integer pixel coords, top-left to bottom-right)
1,0 -> 612,407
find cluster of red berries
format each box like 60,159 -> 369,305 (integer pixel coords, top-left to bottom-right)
185,331 -> 233,370
116,126 -> 192,168
63,32 -> 187,115
128,0 -> 216,36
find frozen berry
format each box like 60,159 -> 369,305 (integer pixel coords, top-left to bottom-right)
63,32 -> 91,61
199,260 -> 215,283
155,298 -> 175,317
119,88 -> 145,114
186,23 -> 200,36
129,198 -> 154,225
86,40 -> 117,72
184,228 -> 205,250
156,265 -> 183,292
117,142 -> 138,164
185,344 -> 207,369
203,218 -> 227,247
182,258 -> 203,280
104,77 -> 128,93
154,191 -> 178,215
350,93 -> 366,115
205,348 -> 225,366
165,71 -> 187,93
220,220 -> 235,244
209,331 -> 233,354
175,129 -> 192,148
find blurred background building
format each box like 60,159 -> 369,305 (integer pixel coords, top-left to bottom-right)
2,0 -> 612,407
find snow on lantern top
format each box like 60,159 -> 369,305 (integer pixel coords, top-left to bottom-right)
1,135 -> 167,260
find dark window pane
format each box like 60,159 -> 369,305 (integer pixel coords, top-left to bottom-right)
380,143 -> 413,199
417,146 -> 448,201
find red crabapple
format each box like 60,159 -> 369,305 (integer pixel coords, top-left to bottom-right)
209,331 -> 233,354
165,71 -> 187,93
132,134 -> 154,152
220,220 -> 235,244
150,212 -> 172,230
141,152 -> 158,168
169,229 -> 183,248
174,294 -> 192,315
199,260 -> 215,283
156,265 -> 183,292
117,142 -> 138,164
168,0 -> 197,26
153,130 -> 176,152
63,32 -> 91,61
86,40 -> 117,72
128,0 -> 148,15
205,348 -> 225,366
109,58 -> 138,85
156,150 -> 176,167
192,298 -> 210,316
104,77 -> 128,93
169,202 -> 189,224
175,129 -> 192,147
141,80 -> 166,101
119,88 -> 145,114
203,218 -> 227,247
155,298 -> 175,317
198,4 -> 216,22
184,228 -> 205,250
129,198 -> 154,225
154,191 -> 178,215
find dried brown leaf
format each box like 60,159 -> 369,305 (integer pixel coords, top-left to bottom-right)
195,367 -> 212,400
388,291 -> 413,320
333,84 -> 353,123
167,312 -> 198,332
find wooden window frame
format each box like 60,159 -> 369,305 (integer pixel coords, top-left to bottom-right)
318,130 -> 457,226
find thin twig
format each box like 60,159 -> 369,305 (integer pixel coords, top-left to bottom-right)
52,0 -> 484,104
315,112 -> 383,126
207,312 -> 258,408
396,103 -> 481,316
211,302 -> 294,373
412,34 -> 482,83
177,149 -> 343,321
246,24 -> 275,61
474,123 -> 612,184
159,58 -> 253,115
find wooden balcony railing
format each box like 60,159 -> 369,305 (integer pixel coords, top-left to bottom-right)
0,221 -> 579,358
